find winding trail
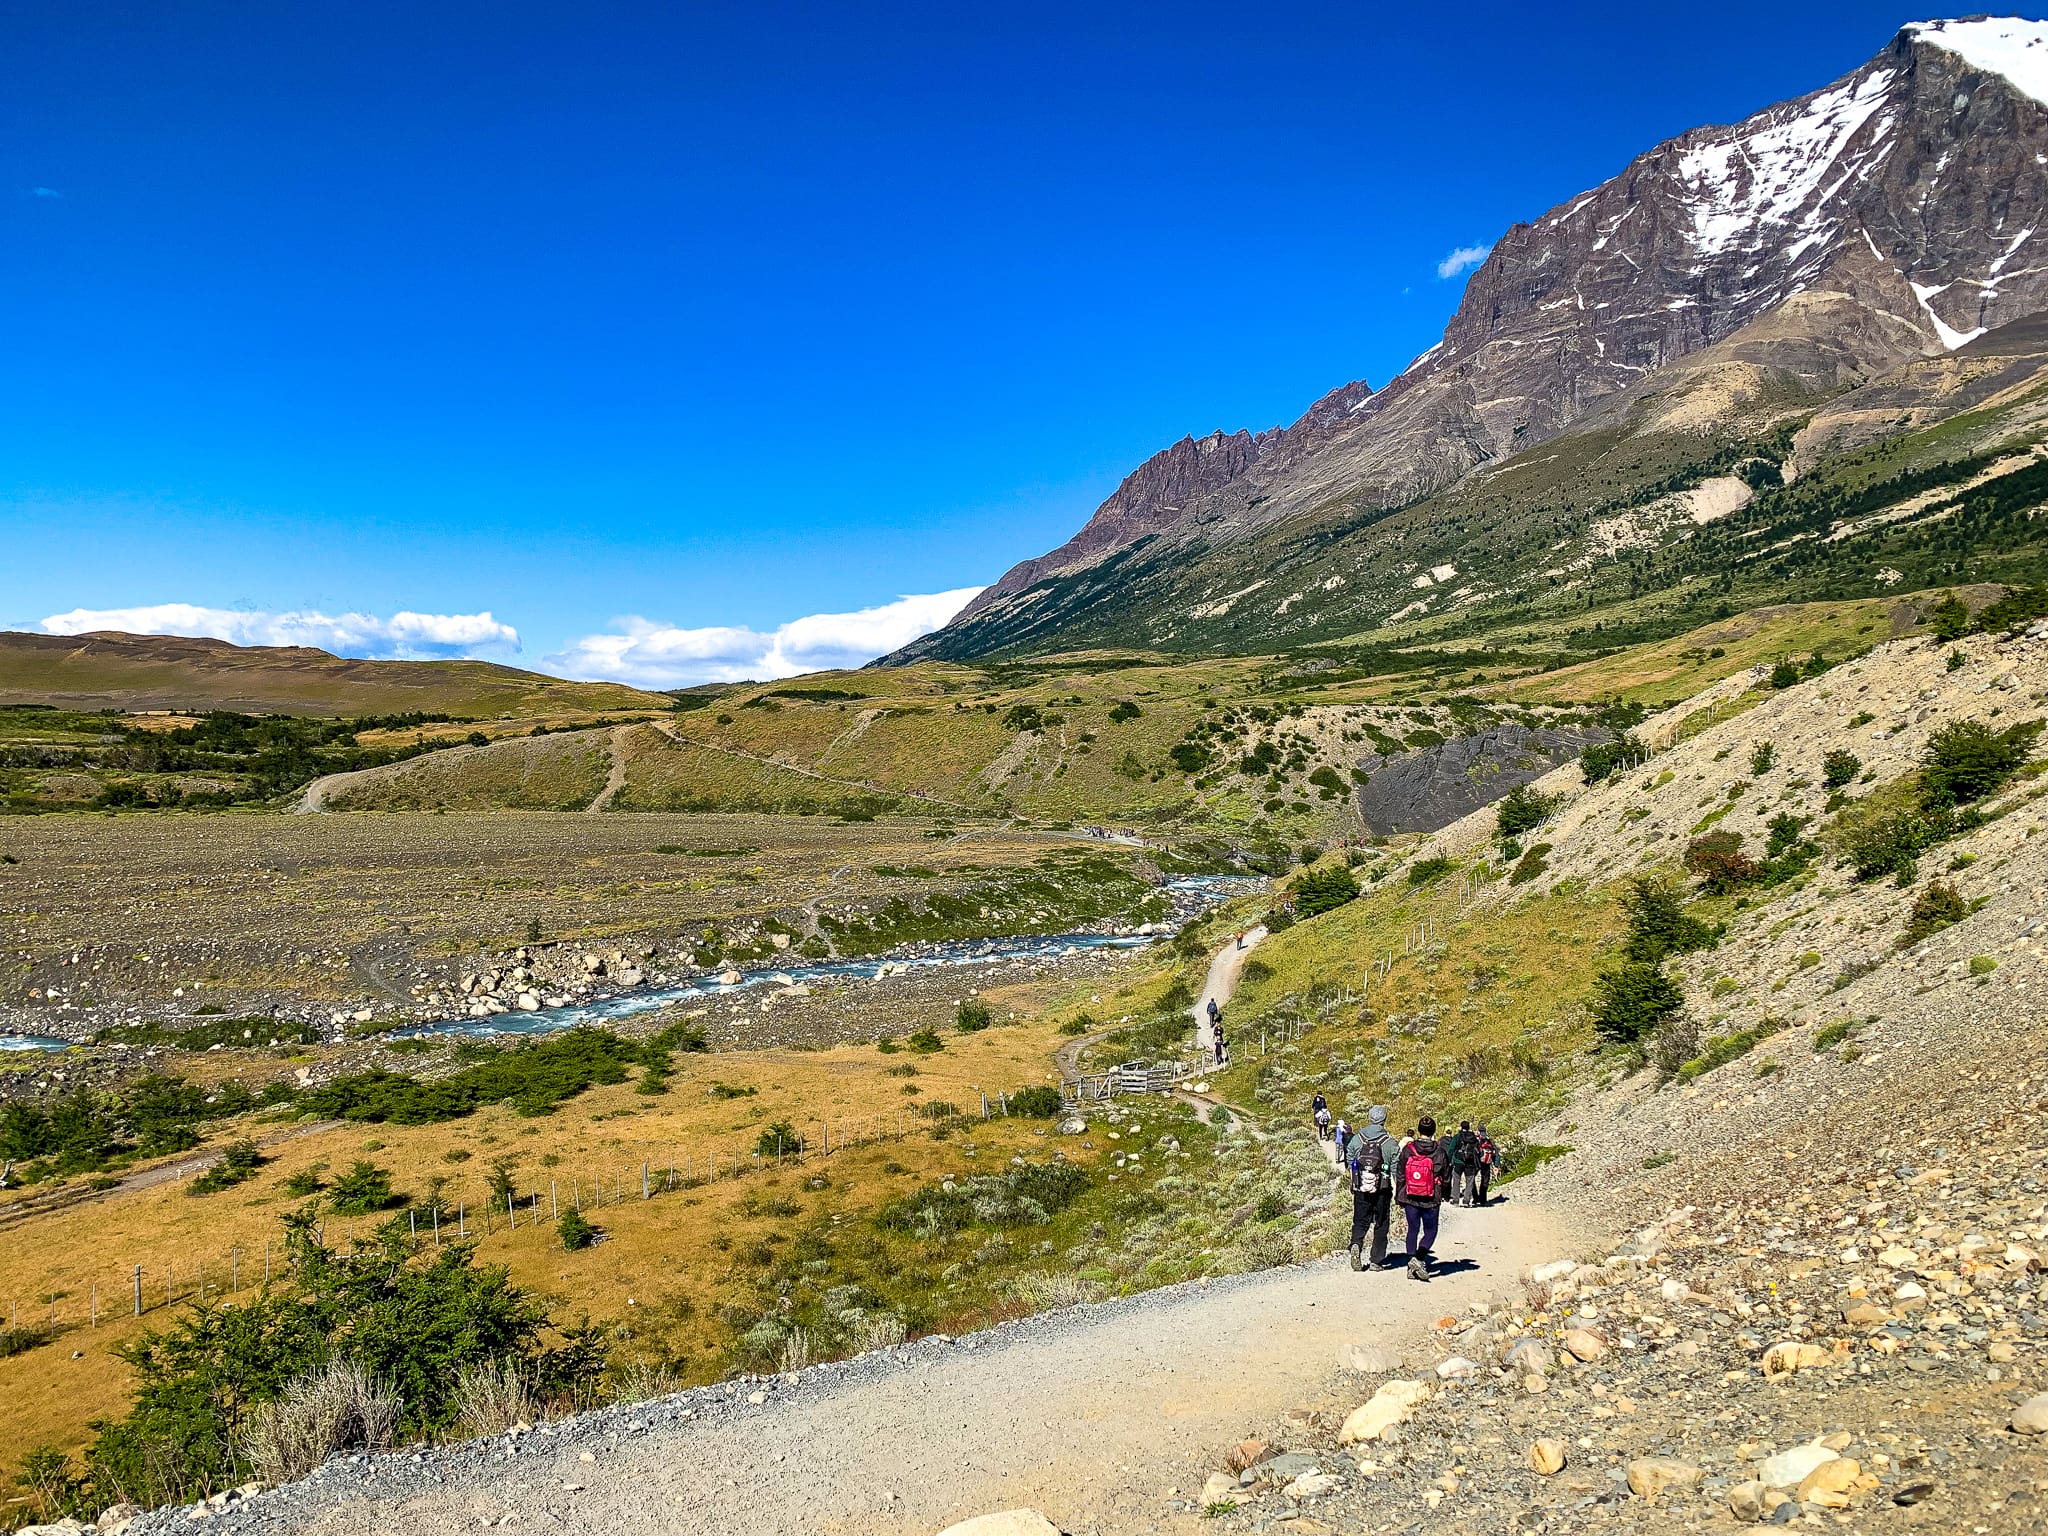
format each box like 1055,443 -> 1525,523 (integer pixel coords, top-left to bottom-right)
220,1207 -> 1561,1536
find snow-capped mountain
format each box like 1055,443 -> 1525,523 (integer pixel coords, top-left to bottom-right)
897,18 -> 2048,663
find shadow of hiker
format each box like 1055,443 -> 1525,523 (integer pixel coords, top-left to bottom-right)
1419,1257 -> 1481,1278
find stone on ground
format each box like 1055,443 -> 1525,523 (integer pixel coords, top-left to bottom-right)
1338,1379 -> 1430,1445
1625,1457 -> 1701,1502
1527,1438 -> 1567,1476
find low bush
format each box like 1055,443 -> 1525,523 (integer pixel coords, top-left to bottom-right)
1508,843 -> 1551,885
187,1139 -> 263,1197
1292,863 -> 1359,917
32,1212 -> 606,1514
328,1160 -> 403,1215
905,1028 -> 944,1054
1675,1017 -> 1783,1082
877,1161 -> 1088,1238
558,1209 -> 599,1251
238,1360 -> 398,1486
300,1028 -> 643,1124
1590,961 -> 1684,1044
1406,856 -> 1455,887
1920,718 -> 2042,809
1901,882 -> 1969,945
1004,1085 -> 1065,1118
1494,783 -> 1557,841
955,999 -> 993,1033
1821,749 -> 1861,790
1683,830 -> 1759,895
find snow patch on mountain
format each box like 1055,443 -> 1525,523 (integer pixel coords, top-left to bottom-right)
1909,16 -> 2048,108
1675,65 -> 1897,257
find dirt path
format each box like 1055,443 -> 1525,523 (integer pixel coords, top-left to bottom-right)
584,725 -> 634,813
221,1201 -> 1562,1536
1193,923 -> 1264,1056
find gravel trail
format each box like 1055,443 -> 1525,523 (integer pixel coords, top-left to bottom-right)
162,1198 -> 1560,1536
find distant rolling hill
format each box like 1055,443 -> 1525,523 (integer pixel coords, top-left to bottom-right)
0,630 -> 670,718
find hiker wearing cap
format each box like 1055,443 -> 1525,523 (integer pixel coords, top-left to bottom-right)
1344,1106 -> 1396,1271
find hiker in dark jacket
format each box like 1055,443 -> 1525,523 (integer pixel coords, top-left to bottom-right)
1311,1091 -> 1331,1141
1344,1105 -> 1395,1271
1475,1124 -> 1499,1206
1449,1120 -> 1481,1206
1395,1115 -> 1453,1280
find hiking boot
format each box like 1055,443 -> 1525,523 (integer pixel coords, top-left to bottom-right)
1349,1242 -> 1363,1271
1407,1255 -> 1427,1281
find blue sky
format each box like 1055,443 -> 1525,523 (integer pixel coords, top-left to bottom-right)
4,1 -> 1924,684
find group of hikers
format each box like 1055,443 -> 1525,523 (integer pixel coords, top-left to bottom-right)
1311,1092 -> 1499,1281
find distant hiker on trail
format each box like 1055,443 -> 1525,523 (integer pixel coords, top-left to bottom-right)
1312,1091 -> 1331,1141
1207,997 -> 1220,1024
1395,1115 -> 1452,1281
1344,1105 -> 1395,1271
1212,1022 -> 1227,1067
1476,1124 -> 1499,1206
1449,1120 -> 1481,1207
1332,1116 -> 1351,1152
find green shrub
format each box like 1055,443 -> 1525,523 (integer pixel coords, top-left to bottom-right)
1004,1085 -> 1065,1117
1675,1018 -> 1783,1081
1969,954 -> 1998,976
955,999 -> 994,1033
1901,882 -> 1969,945
906,1028 -> 944,1054
282,1167 -> 325,1198
1920,718 -> 2042,808
1590,961 -> 1684,1044
1812,1018 -> 1860,1051
300,1028 -> 642,1124
1406,856 -> 1455,887
1508,843 -> 1551,885
558,1209 -> 598,1251
1580,735 -> 1642,785
877,1161 -> 1088,1236
754,1121 -> 799,1157
1822,749 -> 1861,789
328,1160 -> 402,1216
1292,864 -> 1359,917
1749,741 -> 1775,776
1840,807 -> 1951,885
186,1139 -> 263,1197
37,1212 -> 604,1514
1928,591 -> 1972,640
1619,875 -> 1716,962
0,1323 -> 57,1359
1494,783 -> 1557,840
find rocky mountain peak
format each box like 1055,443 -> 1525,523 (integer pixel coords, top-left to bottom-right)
894,17 -> 2048,665
951,423 -> 1281,622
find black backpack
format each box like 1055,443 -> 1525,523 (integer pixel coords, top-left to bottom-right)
1350,1132 -> 1386,1194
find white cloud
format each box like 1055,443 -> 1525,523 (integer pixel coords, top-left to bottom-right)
544,587 -> 984,688
29,186 -> 62,199
38,603 -> 520,660
1437,244 -> 1491,279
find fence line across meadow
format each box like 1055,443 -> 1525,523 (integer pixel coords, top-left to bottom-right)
3,1093 -> 1049,1340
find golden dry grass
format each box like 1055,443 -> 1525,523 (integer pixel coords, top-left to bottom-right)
0,1020 -> 1080,1459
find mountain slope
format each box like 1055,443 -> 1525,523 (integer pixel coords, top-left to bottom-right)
0,630 -> 670,717
896,18 -> 2048,664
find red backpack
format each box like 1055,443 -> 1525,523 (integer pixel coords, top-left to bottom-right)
1403,1142 -> 1439,1200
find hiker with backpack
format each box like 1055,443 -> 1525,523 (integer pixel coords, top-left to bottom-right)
1311,1091 -> 1332,1141
1449,1120 -> 1481,1207
1344,1105 -> 1395,1270
1475,1124 -> 1499,1206
1395,1115 -> 1453,1280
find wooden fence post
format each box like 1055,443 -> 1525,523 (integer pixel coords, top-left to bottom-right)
133,1265 -> 142,1317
